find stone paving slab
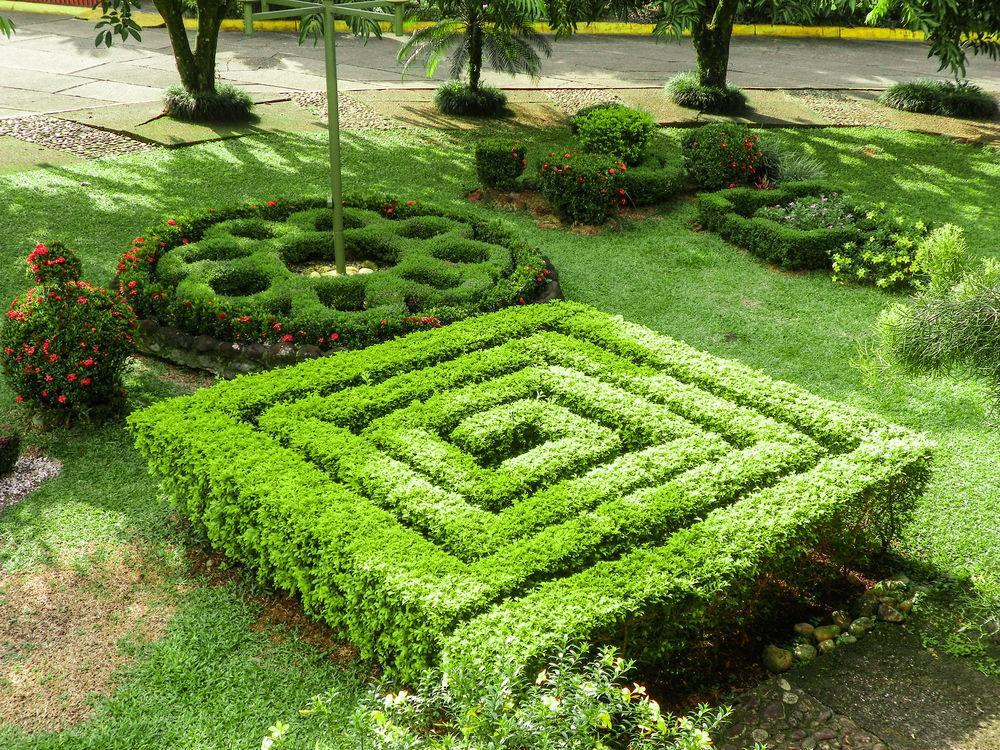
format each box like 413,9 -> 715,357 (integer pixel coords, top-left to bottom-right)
56,79 -> 163,105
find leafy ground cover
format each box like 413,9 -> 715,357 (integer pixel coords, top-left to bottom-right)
1,124 -> 998,746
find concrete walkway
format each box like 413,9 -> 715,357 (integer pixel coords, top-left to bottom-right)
3,10 -> 1000,117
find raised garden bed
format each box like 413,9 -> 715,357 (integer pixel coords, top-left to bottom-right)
118,196 -> 557,375
697,181 -> 856,270
130,302 -> 931,684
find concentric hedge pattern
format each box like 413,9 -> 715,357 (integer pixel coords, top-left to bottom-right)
129,303 -> 931,684
118,197 -> 551,350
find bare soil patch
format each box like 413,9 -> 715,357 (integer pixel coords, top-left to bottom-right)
0,545 -> 174,732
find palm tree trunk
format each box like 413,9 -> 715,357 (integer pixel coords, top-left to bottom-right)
468,13 -> 483,92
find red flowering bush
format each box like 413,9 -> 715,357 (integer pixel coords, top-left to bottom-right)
26,241 -> 83,286
538,152 -> 627,225
0,431 -> 19,476
2,249 -> 137,419
681,123 -> 773,191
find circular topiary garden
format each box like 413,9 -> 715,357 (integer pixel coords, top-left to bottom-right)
117,196 -> 557,373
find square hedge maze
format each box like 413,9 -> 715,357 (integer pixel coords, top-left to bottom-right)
131,302 -> 930,682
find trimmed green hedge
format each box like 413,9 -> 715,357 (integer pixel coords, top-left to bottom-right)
698,181 -> 856,270
117,196 -> 551,351
130,302 -> 931,684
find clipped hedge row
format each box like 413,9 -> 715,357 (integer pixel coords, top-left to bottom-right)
117,196 -> 552,352
698,181 -> 856,270
130,302 -> 931,683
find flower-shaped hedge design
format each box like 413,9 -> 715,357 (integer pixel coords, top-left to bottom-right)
118,197 -> 552,350
130,302 -> 931,684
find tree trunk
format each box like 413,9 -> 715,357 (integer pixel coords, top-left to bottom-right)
154,0 -> 227,96
692,0 -> 739,89
468,16 -> 482,92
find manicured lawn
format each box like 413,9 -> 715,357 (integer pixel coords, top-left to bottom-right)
0,124 -> 997,746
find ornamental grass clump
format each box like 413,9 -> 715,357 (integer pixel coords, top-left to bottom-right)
880,80 -> 998,119
1,243 -> 137,421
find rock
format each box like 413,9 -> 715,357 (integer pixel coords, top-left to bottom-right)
794,622 -> 816,638
763,645 -> 793,673
361,260 -> 379,270
358,267 -> 375,274
778,678 -> 792,691
802,738 -> 817,750
837,634 -> 858,645
897,598 -> 913,613
849,616 -> 874,637
814,624 -> 841,642
831,610 -> 852,627
877,603 -> 905,622
783,691 -> 800,705
818,639 -> 836,654
751,729 -> 769,744
856,595 -> 878,617
763,700 -> 784,719
794,643 -> 818,662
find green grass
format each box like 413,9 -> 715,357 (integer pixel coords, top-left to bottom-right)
1,124 -> 998,746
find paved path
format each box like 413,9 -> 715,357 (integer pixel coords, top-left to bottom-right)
3,10 -> 1000,117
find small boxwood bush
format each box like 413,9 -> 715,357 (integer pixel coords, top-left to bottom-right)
117,197 -> 551,351
131,301 -> 930,683
0,431 -> 19,476
2,243 -> 137,419
682,123 -> 773,191
880,80 -> 998,119
571,105 -> 656,166
538,152 -> 628,225
698,181 -> 855,270
474,139 -> 526,190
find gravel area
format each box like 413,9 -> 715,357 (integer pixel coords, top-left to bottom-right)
292,91 -> 401,130
0,115 -> 155,158
784,89 -> 895,127
545,88 -> 625,116
0,454 -> 62,513
718,677 -> 888,750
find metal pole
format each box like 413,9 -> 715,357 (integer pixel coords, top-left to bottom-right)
243,0 -> 254,36
322,0 -> 347,275
392,1 -> 403,34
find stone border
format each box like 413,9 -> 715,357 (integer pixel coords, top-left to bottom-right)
135,258 -> 563,379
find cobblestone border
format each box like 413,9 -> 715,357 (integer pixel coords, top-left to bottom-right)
0,115 -> 155,159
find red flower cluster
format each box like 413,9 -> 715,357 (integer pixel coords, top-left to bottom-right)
26,241 -> 83,286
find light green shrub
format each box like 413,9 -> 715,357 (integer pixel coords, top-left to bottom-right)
130,302 -> 931,683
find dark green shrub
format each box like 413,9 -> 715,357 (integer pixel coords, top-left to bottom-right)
538,152 -> 627,225
572,105 -> 656,166
2,246 -> 137,419
164,84 -> 255,124
117,196 -> 551,351
880,80 -> 998,119
682,123 -> 772,191
474,139 -> 526,190
0,431 -> 19,476
698,181 -> 854,270
619,163 -> 686,207
665,71 -> 747,114
434,81 -> 507,117
131,301 -> 930,682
